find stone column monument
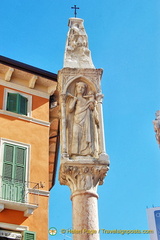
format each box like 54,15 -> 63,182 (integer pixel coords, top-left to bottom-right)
58,17 -> 110,240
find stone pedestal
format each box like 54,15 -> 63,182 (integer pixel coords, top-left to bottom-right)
59,160 -> 109,240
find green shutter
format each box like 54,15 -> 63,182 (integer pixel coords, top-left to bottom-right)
14,146 -> 26,202
16,147 -> 26,165
7,93 -> 28,115
7,93 -> 18,113
2,143 -> 27,202
15,146 -> 26,181
3,144 -> 14,163
14,146 -> 26,182
19,95 -> 28,115
24,231 -> 36,240
3,145 -> 26,181
3,144 -> 14,179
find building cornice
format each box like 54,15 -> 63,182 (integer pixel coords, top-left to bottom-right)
0,56 -> 58,97
0,55 -> 57,81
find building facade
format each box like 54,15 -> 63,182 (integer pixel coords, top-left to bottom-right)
0,56 -> 59,240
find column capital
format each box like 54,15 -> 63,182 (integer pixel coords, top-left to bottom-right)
59,161 -> 109,194
96,93 -> 104,103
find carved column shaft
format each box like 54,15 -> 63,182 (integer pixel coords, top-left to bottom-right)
72,191 -> 99,240
59,161 -> 109,240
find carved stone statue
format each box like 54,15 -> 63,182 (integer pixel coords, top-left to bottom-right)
67,82 -> 99,158
64,18 -> 95,68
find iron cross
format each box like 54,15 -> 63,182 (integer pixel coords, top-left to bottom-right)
71,5 -> 79,18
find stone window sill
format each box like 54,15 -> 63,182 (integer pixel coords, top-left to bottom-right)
0,199 -> 38,217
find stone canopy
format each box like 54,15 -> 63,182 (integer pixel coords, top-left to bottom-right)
64,18 -> 95,68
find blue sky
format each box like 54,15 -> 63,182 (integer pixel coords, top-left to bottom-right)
1,1 -> 160,240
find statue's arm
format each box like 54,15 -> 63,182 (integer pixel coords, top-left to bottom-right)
68,97 -> 77,113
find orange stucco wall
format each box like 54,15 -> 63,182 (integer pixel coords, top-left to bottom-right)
0,196 -> 49,240
0,85 -> 4,109
0,85 -> 49,122
0,85 -> 51,240
32,95 -> 49,122
0,114 -> 49,186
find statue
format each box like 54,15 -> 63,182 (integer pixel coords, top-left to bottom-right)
64,18 -> 95,68
67,82 -> 99,158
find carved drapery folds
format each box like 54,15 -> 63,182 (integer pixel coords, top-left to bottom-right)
153,110 -> 160,146
59,162 -> 109,194
67,82 -> 99,158
58,68 -> 109,162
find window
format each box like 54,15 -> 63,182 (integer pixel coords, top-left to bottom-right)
0,230 -> 36,240
1,142 -> 27,203
3,89 -> 32,117
23,231 -> 36,240
6,93 -> 28,116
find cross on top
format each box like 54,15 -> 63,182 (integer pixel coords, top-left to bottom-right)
71,5 -> 80,18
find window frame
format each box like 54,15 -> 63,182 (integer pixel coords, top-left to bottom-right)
23,231 -> 36,240
0,139 -> 30,202
0,223 -> 36,240
3,143 -> 27,182
3,88 -> 32,117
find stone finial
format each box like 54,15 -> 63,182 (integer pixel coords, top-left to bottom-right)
63,18 -> 95,68
153,110 -> 160,146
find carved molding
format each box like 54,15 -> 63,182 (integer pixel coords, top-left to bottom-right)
58,68 -> 103,94
59,162 -> 109,194
96,93 -> 104,103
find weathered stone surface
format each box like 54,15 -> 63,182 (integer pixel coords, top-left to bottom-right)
58,17 -> 110,240
58,68 -> 109,163
72,192 -> 99,240
59,161 -> 109,193
153,110 -> 160,145
64,18 -> 95,68
59,161 -> 109,240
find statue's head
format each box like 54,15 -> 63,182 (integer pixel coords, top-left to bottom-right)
75,82 -> 87,96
